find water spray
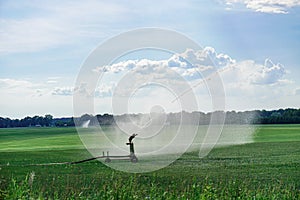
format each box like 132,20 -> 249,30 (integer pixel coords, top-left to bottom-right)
172,64 -> 234,103
74,28 -> 226,173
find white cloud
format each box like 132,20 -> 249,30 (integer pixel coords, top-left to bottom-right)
92,47 -> 294,115
94,47 -> 235,81
94,83 -> 116,97
52,87 -> 73,96
93,48 -> 289,105
0,77 -> 117,117
53,83 -> 115,97
94,47 -> 287,87
178,47 -> 236,68
93,47 -> 291,112
94,60 -> 139,73
248,59 -> 286,85
225,0 -> 300,14
93,47 -> 288,88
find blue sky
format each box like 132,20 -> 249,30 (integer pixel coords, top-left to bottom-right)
0,0 -> 300,118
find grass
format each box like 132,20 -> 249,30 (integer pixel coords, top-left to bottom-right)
254,124 -> 300,142
0,127 -> 83,151
0,125 -> 299,199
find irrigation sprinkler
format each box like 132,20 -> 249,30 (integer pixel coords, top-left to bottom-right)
103,133 -> 138,163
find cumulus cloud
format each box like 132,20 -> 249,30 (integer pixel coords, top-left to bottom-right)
93,47 -> 288,93
225,0 -> 300,14
91,47 -> 290,112
94,46 -> 289,87
248,59 -> 286,85
178,47 -> 236,68
220,58 -> 287,87
94,47 -> 235,81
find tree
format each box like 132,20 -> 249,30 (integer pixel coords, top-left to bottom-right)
44,114 -> 53,126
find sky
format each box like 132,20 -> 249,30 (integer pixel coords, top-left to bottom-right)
0,0 -> 300,118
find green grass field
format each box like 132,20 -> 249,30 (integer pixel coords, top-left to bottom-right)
0,125 -> 299,199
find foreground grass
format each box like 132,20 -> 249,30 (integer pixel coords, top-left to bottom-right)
2,171 -> 299,199
0,125 -> 300,199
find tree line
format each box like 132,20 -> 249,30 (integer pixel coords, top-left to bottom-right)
0,108 -> 299,128
0,115 -> 74,128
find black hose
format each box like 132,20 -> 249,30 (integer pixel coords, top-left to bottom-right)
69,155 -> 105,164
0,156 -> 107,167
